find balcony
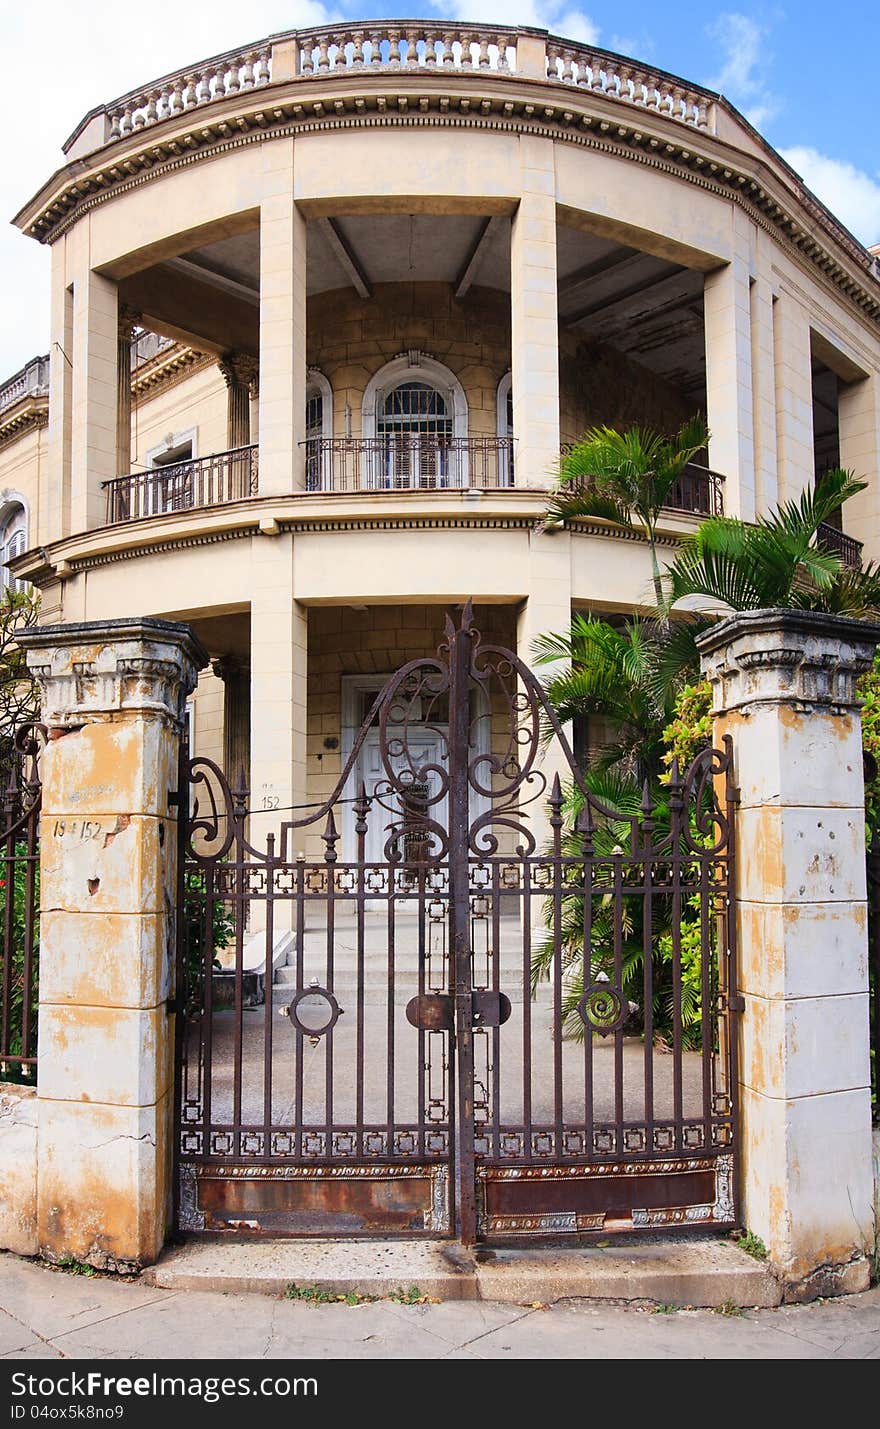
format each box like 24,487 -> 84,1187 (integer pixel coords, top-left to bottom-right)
100,441 -> 724,526
816,521 -> 863,569
102,445 -> 258,524
302,436 -> 515,492
666,463 -> 724,517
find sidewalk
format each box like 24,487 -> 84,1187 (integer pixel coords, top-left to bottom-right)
0,1254 -> 877,1360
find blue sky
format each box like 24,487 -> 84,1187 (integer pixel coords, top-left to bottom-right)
1,0 -> 878,378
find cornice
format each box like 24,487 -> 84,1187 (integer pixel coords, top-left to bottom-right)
0,396 -> 49,452
131,344 -> 214,400
16,76 -> 880,329
19,503 -> 695,585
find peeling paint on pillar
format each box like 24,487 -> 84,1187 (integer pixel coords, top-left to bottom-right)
13,618 -> 207,1271
699,609 -> 880,1301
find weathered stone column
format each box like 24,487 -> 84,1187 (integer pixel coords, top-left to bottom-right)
212,655 -> 251,790
698,609 -> 880,1300
71,267 -> 118,531
219,352 -> 258,450
19,618 -> 207,1270
259,141 -> 307,494
773,293 -> 814,502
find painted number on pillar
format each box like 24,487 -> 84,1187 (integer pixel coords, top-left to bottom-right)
52,819 -> 106,841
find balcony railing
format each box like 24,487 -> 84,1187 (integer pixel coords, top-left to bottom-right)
301,436 -> 515,492
817,521 -> 863,569
667,463 -> 724,516
103,445 -> 258,524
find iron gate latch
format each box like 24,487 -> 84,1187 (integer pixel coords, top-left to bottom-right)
406,990 -> 511,1031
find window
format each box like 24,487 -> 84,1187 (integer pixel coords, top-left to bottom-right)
146,430 -> 197,514
362,353 -> 468,489
0,503 -> 27,593
496,371 -> 514,486
305,368 -> 333,490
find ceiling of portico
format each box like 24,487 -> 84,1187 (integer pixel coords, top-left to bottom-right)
122,209 -> 708,400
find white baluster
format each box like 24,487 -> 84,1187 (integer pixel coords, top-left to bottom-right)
196,70 -> 212,103
145,90 -> 160,125
478,34 -> 491,68
241,53 -> 255,89
351,31 -> 364,67
317,35 -> 330,70
441,31 -> 455,66
213,65 -> 227,100
388,28 -> 401,67
424,30 -> 438,67
301,40 -> 315,74
109,111 -> 122,140
255,51 -> 270,85
460,30 -> 475,67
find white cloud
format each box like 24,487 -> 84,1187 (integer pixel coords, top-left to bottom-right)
0,0 -> 340,379
779,147 -> 880,247
706,11 -> 780,128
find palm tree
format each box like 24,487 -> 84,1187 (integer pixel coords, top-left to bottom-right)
532,613 -> 677,784
544,416 -> 710,614
664,467 -> 880,617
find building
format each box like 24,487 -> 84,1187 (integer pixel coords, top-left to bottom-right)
5,20 -> 880,853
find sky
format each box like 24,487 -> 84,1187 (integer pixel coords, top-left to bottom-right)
1,0 -> 878,379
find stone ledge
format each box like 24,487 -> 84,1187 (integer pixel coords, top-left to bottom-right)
143,1235 -> 783,1308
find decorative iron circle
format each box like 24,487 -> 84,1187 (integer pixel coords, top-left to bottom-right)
286,985 -> 341,1038
577,983 -> 627,1037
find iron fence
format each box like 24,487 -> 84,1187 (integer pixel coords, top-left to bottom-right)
817,521 -> 863,570
302,436 -> 515,491
0,726 -> 44,1084
103,446 -> 259,524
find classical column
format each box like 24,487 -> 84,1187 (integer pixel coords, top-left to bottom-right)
510,136 -> 560,489
517,525 -> 573,856
704,220 -> 756,519
116,306 -> 140,477
19,618 -> 207,1270
750,271 -> 778,512
45,243 -> 73,546
773,293 -> 815,502
839,371 -> 880,564
259,139 -> 307,495
71,266 -> 118,531
249,533 -> 307,869
212,655 -> 251,789
698,609 -> 880,1300
219,352 -> 258,450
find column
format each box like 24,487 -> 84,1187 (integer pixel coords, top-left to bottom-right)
44,241 -> 73,546
698,609 -> 879,1301
511,136 -> 560,489
249,534 -> 307,839
212,655 -> 251,789
71,266 -> 118,532
750,271 -> 778,512
259,139 -> 307,496
839,371 -> 880,564
704,218 -> 756,519
116,306 -> 139,476
517,527 -> 573,854
219,352 -> 258,450
773,292 -> 815,502
19,618 -> 206,1269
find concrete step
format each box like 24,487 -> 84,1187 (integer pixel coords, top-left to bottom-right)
143,1235 -> 781,1308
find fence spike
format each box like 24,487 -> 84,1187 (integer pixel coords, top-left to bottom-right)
322,807 -> 339,861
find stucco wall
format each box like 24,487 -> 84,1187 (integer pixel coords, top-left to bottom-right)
0,1083 -> 37,1256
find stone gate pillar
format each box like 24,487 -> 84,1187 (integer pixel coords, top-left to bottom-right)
698,609 -> 880,1299
19,618 -> 207,1270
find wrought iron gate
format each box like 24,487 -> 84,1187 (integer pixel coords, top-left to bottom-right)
174,604 -> 739,1240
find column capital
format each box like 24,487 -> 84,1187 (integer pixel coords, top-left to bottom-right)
211,654 -> 251,683
19,617 -> 208,728
697,608 -> 880,715
118,304 -> 141,344
219,350 -> 259,397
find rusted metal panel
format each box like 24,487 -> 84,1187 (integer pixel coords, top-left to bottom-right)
190,1164 -> 449,1236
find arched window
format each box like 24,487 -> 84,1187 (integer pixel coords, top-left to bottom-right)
305,368 -> 333,490
496,371 -> 514,486
362,354 -> 468,489
0,502 -> 27,593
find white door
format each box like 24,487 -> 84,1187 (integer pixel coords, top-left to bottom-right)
358,726 -> 449,869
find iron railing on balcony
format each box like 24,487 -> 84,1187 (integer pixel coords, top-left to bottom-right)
666,463 -> 724,516
103,445 -> 258,524
301,436 -> 515,491
817,521 -> 863,570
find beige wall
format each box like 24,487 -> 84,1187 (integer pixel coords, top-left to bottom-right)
0,423 -> 45,555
